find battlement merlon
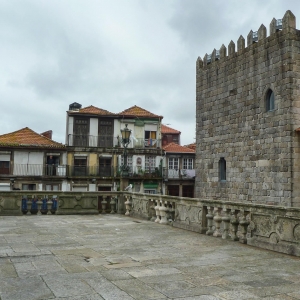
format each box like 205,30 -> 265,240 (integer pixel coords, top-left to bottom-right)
196,10 -> 297,69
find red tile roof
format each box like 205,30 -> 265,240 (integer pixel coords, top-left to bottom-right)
163,142 -> 195,153
0,127 -> 65,148
118,105 -> 163,119
70,105 -> 115,116
184,143 -> 196,151
161,124 -> 181,134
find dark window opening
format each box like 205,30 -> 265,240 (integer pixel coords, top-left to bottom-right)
22,184 -> 36,190
74,157 -> 87,176
266,89 -> 275,111
219,158 -> 226,182
0,161 -> 10,175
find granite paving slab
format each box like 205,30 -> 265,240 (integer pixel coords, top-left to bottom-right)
0,214 -> 299,299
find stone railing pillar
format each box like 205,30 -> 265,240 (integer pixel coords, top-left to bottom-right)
149,200 -> 156,222
159,201 -> 168,225
101,196 -> 107,214
222,208 -> 231,240
239,211 -> 250,244
154,200 -> 161,223
213,207 -> 222,237
124,196 -> 132,216
110,196 -> 116,214
230,209 -> 239,241
206,206 -> 214,236
170,202 -> 175,222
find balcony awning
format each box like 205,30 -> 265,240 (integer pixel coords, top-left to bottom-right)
143,183 -> 158,189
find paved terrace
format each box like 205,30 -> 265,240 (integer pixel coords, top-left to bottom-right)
1,215 -> 300,300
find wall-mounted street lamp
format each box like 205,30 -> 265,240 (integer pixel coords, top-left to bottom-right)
120,124 -> 131,176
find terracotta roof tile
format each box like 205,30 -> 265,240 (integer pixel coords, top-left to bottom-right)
70,105 -> 115,116
118,105 -> 163,119
161,124 -> 181,134
0,127 -> 65,148
163,142 -> 195,153
184,143 -> 196,150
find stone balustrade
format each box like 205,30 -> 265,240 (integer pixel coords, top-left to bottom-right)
1,191 -> 300,256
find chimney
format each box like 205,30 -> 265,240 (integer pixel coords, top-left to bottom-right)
41,130 -> 53,140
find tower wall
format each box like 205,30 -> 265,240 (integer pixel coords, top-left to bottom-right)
195,11 -> 300,206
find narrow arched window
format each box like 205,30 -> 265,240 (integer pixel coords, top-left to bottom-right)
219,157 -> 226,182
266,89 -> 275,111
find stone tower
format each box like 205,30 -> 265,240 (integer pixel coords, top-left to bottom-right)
195,10 -> 300,207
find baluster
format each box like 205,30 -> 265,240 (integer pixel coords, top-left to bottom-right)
213,207 -> 222,237
21,195 -> 28,214
230,209 -> 239,241
47,196 -> 52,212
206,206 -> 214,235
159,201 -> 168,225
154,200 -> 161,223
170,202 -> 175,222
124,195 -> 132,216
30,195 -> 38,215
110,196 -> 116,214
222,208 -> 231,239
50,196 -> 58,214
101,196 -> 107,214
239,210 -> 250,244
150,200 -> 156,222
40,196 -> 48,215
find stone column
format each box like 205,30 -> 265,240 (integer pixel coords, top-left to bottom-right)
149,200 -> 156,222
239,211 -> 250,244
213,207 -> 222,237
222,208 -> 231,240
230,209 -> 239,241
124,196 -> 132,216
110,196 -> 116,214
154,201 -> 161,223
159,202 -> 168,225
206,206 -> 214,236
101,196 -> 107,214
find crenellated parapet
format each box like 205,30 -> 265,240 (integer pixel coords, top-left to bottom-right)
196,10 -> 297,70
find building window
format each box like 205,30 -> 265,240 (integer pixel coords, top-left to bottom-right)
145,156 -> 156,172
219,158 -> 226,181
0,161 -> 10,174
144,189 -> 156,194
266,89 -> 275,111
74,157 -> 87,176
45,184 -> 59,191
183,158 -> 193,169
22,184 -> 36,190
121,155 -> 132,168
145,131 -> 156,147
168,158 -> 179,170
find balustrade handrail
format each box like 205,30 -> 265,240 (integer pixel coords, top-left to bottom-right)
67,134 -> 161,149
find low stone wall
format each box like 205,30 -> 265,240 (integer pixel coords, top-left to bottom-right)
1,191 -> 300,257
0,191 -> 123,216
127,193 -> 300,257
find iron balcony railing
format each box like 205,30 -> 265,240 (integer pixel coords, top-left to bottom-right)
68,134 -> 161,149
5,164 -> 68,177
0,164 -> 163,178
67,165 -> 115,177
163,168 -> 196,179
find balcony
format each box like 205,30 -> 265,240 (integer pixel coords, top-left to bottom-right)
67,134 -> 161,149
163,168 -> 195,180
68,165 -> 114,177
1,164 -> 68,177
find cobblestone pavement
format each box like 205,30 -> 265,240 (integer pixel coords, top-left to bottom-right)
0,215 -> 300,300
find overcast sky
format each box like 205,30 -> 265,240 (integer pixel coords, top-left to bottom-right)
1,0 -> 299,145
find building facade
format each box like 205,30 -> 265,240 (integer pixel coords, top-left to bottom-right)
66,103 -> 164,194
163,142 -> 195,197
0,127 -> 67,191
195,10 -> 300,206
